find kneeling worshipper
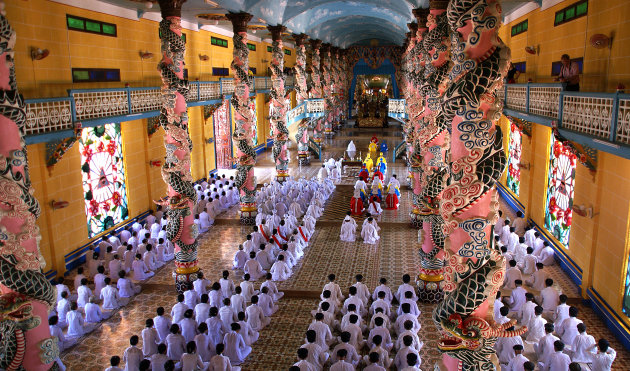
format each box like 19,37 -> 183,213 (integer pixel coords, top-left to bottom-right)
363,154 -> 374,173
371,175 -> 383,201
385,183 -> 399,210
367,195 -> 383,216
340,213 -> 357,242
358,165 -> 370,182
361,217 -> 380,245
350,189 -> 364,216
369,136 -> 378,159
354,178 -> 368,204
376,152 -> 387,175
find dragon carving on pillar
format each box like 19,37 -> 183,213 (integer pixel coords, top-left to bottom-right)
268,25 -> 290,182
156,0 -> 200,292
433,1 -> 526,369
0,5 -> 59,370
292,34 -> 310,165
227,12 -> 257,225
321,44 -> 334,137
308,39 -> 323,144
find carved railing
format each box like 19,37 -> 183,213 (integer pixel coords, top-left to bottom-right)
286,98 -> 326,127
308,138 -> 321,159
392,141 -> 406,163
388,98 -> 408,119
23,77 -> 274,139
500,82 -> 630,157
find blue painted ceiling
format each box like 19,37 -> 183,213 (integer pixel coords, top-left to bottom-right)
106,0 -> 541,47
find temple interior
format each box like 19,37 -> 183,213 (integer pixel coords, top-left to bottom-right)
2,0 -> 630,370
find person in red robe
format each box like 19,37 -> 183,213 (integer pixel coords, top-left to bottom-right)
385,185 -> 399,210
372,169 -> 384,182
358,165 -> 369,182
350,189 -> 364,215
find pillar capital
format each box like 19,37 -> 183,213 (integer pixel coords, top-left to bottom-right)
267,25 -> 287,41
321,43 -> 331,54
407,22 -> 418,35
157,0 -> 187,18
309,39 -> 322,51
292,33 -> 309,47
412,7 -> 431,27
226,12 -> 253,33
430,0 -> 450,10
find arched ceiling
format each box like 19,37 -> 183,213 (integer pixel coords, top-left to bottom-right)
102,0 -> 543,47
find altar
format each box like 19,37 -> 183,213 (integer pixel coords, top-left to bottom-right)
354,75 -> 391,127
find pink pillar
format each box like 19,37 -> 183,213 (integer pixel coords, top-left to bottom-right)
0,8 -> 57,370
267,25 -> 290,182
434,0 -> 525,369
156,0 -> 200,292
226,12 -> 257,225
309,39 -> 323,144
293,34 -> 311,165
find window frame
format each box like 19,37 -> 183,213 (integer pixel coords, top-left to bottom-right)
72,68 -> 121,83
284,49 -> 291,56
267,46 -> 273,53
554,0 -> 588,27
247,43 -> 256,51
211,36 -> 228,48
513,61 -> 526,73
66,14 -> 117,37
212,67 -> 230,77
510,19 -> 528,37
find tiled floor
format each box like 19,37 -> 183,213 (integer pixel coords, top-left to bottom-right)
60,123 -> 628,370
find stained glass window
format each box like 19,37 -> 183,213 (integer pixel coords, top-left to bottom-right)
544,135 -> 576,247
507,122 -> 522,196
213,101 -> 232,169
623,260 -> 630,316
250,99 -> 258,147
79,123 -> 128,237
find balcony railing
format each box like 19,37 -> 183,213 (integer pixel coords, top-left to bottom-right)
286,99 -> 326,127
24,77 -> 278,141
502,82 -> 630,157
388,99 -> 408,119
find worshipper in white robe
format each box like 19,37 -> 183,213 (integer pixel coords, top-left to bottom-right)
347,140 -> 356,160
571,323 -> 596,363
142,318 -> 160,357
590,339 -> 616,371
393,336 -> 420,370
508,280 -> 527,314
154,307 -> 172,343
166,324 -> 186,361
557,306 -> 583,346
237,311 -> 259,346
503,260 -> 522,289
123,335 -> 143,371
270,255 -> 292,281
49,315 -> 75,352
244,251 -> 267,280
494,325 -> 524,365
525,306 -> 547,343
209,344 -> 238,371
535,323 -> 559,369
258,287 -> 278,316
76,278 -> 93,309
340,215 -> 357,242
546,341 -> 571,371
361,217 -> 380,244
117,270 -> 141,298
317,165 -> 326,181
245,295 -> 270,331
554,294 -> 570,326
101,277 -> 126,310
367,195 -> 383,216
194,323 -> 213,363
538,242 -> 556,266
180,309 -> 199,343
506,345 -> 528,371
526,262 -> 549,291
84,297 -> 106,323
150,345 -> 169,371
308,313 -> 334,351
66,302 -> 86,338
223,323 -> 252,365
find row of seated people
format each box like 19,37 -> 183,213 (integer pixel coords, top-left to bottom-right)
49,172 -> 242,370
103,175 -> 334,370
494,210 -> 616,370
291,274 -> 424,370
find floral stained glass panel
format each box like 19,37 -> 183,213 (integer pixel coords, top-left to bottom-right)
507,122 -> 522,196
544,135 -> 576,247
79,123 -> 128,237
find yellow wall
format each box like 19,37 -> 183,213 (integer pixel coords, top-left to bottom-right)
7,0 -> 290,275
7,0 -> 295,98
499,114 -> 630,327
499,0 -> 630,92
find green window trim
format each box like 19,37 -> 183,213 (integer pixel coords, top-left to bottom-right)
510,19 -> 528,37
267,46 -> 273,52
211,36 -> 228,48
247,43 -> 256,51
66,15 -> 117,37
284,49 -> 291,55
554,0 -> 588,27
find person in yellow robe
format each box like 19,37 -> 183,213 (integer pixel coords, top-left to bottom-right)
363,154 -> 373,173
368,141 -> 378,160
